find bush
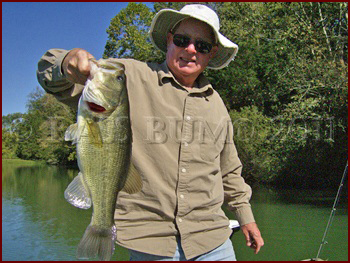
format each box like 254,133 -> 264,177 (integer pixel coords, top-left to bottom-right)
229,106 -> 280,183
229,105 -> 348,189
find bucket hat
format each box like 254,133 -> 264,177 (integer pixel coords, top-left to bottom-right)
149,4 -> 238,70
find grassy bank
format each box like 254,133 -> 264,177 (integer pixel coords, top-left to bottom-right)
2,158 -> 46,167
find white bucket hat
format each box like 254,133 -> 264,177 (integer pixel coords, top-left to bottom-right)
149,4 -> 238,70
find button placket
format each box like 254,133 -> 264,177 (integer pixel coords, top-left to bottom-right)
176,95 -> 193,224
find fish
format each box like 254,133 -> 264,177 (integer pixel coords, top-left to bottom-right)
64,58 -> 142,261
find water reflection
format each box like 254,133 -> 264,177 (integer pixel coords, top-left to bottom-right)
2,160 -> 348,261
251,182 -> 348,208
4,163 -> 80,260
2,161 -> 130,261
230,183 -> 348,261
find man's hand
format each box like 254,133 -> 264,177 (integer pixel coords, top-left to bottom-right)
62,48 -> 95,85
240,222 -> 264,254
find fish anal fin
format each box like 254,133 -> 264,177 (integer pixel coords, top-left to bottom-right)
121,163 -> 143,194
64,172 -> 92,209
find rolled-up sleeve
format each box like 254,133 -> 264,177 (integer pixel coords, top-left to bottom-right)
221,119 -> 255,226
36,49 -> 83,109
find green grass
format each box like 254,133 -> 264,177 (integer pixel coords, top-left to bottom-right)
2,159 -> 46,167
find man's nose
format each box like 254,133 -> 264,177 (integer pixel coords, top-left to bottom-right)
186,42 -> 197,54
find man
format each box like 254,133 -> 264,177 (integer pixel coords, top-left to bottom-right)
37,4 -> 264,261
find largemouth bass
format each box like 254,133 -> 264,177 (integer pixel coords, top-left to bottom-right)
64,58 -> 142,261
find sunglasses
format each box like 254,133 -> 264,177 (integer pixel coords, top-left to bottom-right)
172,34 -> 213,54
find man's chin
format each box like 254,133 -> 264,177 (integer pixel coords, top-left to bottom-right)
177,63 -> 202,74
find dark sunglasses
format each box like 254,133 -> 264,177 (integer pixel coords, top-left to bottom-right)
172,34 -> 213,54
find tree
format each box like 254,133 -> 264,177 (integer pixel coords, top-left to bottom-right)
12,87 -> 77,165
104,2 -> 164,62
2,112 -> 25,159
221,2 -> 347,187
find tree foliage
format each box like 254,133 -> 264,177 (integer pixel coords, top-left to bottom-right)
104,2 -> 164,62
204,2 -> 347,188
3,87 -> 77,165
2,112 -> 25,159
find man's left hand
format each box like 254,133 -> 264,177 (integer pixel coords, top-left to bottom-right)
240,222 -> 264,254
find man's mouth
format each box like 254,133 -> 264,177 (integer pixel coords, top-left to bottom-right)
181,57 -> 196,63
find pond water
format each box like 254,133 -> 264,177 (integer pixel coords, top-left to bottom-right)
2,160 -> 348,261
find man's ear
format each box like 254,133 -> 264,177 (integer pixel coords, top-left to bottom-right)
166,33 -> 173,49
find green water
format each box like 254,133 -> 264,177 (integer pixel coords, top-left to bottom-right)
2,160 -> 348,261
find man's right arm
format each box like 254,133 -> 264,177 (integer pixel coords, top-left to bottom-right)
36,48 -> 94,109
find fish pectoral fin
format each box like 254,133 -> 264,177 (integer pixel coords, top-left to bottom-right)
64,172 -> 92,209
65,123 -> 79,144
121,163 -> 143,194
86,121 -> 103,147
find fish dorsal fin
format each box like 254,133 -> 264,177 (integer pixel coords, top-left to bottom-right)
65,123 -> 80,144
64,172 -> 92,209
86,120 -> 103,147
121,163 -> 143,194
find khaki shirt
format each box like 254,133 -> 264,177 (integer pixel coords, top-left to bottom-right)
37,49 -> 255,259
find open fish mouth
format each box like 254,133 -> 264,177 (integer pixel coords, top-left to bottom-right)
87,102 -> 106,113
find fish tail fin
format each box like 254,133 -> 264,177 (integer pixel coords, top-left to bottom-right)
76,224 -> 116,261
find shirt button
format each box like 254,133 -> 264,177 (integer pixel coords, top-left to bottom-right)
180,194 -> 184,199
178,218 -> 183,223
185,116 -> 191,121
181,168 -> 187,173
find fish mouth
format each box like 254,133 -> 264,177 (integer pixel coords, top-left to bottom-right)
87,102 -> 106,113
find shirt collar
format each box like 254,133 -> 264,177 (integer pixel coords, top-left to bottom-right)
157,61 -> 214,96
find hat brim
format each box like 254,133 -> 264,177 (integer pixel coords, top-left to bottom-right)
149,8 -> 238,70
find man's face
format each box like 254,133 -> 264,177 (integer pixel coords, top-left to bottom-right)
166,18 -> 218,86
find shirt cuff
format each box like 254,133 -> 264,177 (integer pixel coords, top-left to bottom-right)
233,206 -> 255,226
54,49 -> 71,80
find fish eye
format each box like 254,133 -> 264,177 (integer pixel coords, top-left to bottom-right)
117,75 -> 124,82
